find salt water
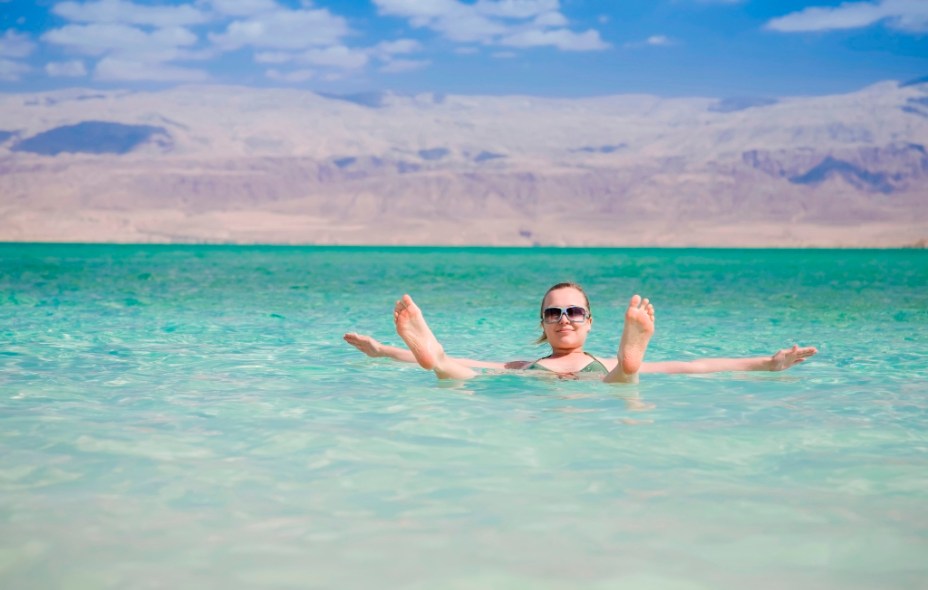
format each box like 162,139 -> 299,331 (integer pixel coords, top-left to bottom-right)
1,245 -> 926,589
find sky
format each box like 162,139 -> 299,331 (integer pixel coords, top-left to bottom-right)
0,0 -> 926,98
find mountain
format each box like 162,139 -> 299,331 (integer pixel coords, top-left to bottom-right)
11,121 -> 171,156
0,80 -> 926,246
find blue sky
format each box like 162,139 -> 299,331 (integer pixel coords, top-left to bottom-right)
1,0 -> 926,97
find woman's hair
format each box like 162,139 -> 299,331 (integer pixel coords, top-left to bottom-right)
536,282 -> 591,344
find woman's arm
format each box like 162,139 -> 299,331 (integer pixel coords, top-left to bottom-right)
344,332 -> 415,362
640,345 -> 817,374
345,334 -> 817,375
343,333 -> 514,369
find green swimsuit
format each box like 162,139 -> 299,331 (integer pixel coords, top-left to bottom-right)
524,353 -> 609,374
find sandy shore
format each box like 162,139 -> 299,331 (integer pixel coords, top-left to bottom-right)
2,208 -> 925,248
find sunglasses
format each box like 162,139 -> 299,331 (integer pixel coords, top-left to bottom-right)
542,306 -> 590,324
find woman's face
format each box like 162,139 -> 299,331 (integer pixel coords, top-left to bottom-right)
541,287 -> 592,348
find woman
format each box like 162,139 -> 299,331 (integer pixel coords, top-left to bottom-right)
344,282 -> 817,382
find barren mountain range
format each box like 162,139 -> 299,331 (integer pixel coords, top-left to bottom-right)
1,79 -> 926,246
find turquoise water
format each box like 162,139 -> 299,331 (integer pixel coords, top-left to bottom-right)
2,244 -> 927,589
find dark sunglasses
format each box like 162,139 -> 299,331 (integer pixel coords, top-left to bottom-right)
542,306 -> 590,324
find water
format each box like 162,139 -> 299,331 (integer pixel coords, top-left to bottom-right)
2,244 -> 926,589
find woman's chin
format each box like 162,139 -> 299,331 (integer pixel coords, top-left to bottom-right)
550,334 -> 583,346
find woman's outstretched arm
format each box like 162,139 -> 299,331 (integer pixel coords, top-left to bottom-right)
344,332 -> 515,369
344,332 -> 416,363
640,345 -> 817,374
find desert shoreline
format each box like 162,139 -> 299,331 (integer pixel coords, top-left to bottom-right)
2,216 -> 925,249
3,242 -> 925,249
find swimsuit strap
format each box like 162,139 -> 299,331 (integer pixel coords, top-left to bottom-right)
580,352 -> 609,373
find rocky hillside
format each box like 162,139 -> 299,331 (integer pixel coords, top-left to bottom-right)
0,80 -> 925,246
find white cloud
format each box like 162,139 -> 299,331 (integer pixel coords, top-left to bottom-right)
53,0 -> 209,27
206,0 -> 280,17
766,0 -> 928,33
30,0 -> 611,86
42,0 -> 384,83
209,7 -> 349,50
45,60 -> 88,77
376,0 -> 501,40
473,0 -> 559,19
379,58 -> 430,73
435,12 -> 509,42
374,0 -> 608,51
647,35 -> 672,46
42,22 -> 213,82
500,28 -> 608,51
0,30 -> 35,58
206,6 -> 426,74
43,24 -> 198,58
37,1 -> 225,84
371,40 -> 429,72
257,38 -> 422,72
94,56 -> 209,81
152,26 -> 200,48
254,51 -> 293,64
266,68 -> 314,82
375,0 -> 459,23
299,45 -> 368,69
624,34 -> 676,49
0,58 -> 31,81
533,11 -> 567,27
374,39 -> 423,56
320,71 -> 349,82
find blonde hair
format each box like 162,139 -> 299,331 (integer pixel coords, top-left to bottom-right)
535,282 -> 592,344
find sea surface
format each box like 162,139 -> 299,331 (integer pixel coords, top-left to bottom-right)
1,244 -> 926,590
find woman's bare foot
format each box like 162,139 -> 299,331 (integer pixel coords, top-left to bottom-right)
394,294 -> 475,380
619,295 -> 655,375
394,295 -> 441,369
769,345 -> 818,371
343,333 -> 384,357
604,295 -> 655,384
